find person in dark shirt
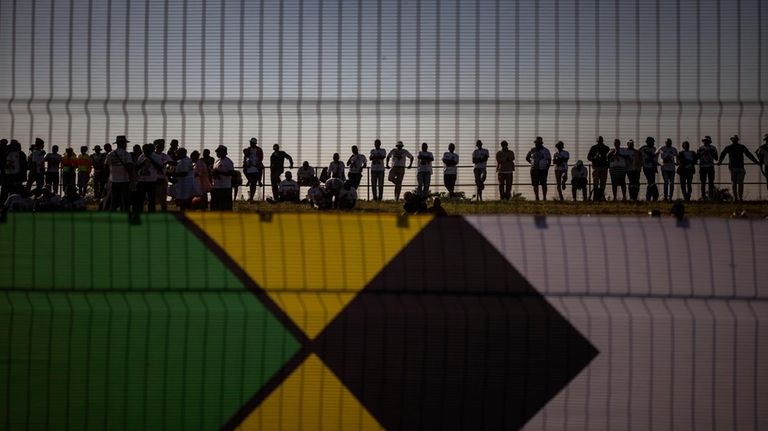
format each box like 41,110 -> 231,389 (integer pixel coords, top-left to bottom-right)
756,134 -> 768,192
269,144 -> 294,199
718,135 -> 759,201
427,197 -> 448,217
402,191 -> 427,215
587,136 -> 610,201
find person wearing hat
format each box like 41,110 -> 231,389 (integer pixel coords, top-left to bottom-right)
104,135 -> 135,211
551,141 -> 568,201
525,137 -> 552,201
472,140 -> 490,201
386,141 -> 414,201
718,135 -> 759,201
90,145 -> 108,199
496,140 -> 516,200
28,138 -> 46,190
368,139 -> 387,201
244,137 -> 264,201
656,138 -> 678,201
640,137 -> 659,201
269,144 -> 293,200
755,134 -> 768,192
697,136 -> 718,199
587,136 -> 610,201
211,145 -> 235,210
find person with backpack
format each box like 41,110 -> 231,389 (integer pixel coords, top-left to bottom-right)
697,136 -> 719,199
640,137 -> 660,201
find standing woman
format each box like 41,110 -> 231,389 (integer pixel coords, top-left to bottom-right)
170,148 -> 195,209
191,150 -> 212,209
676,141 -> 696,201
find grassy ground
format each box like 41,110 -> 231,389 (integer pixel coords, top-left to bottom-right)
232,198 -> 768,218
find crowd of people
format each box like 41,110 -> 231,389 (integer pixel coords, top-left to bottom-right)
2,133 -> 768,213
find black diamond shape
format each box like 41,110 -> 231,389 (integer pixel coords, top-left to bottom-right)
314,217 -> 598,430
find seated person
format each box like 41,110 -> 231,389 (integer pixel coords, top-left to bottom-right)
3,185 -> 33,212
297,161 -> 315,187
338,180 -> 358,210
306,177 -> 329,209
402,191 -> 428,215
267,171 -> 300,203
33,186 -> 62,212
61,185 -> 86,211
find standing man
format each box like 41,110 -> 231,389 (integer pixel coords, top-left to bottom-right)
625,139 -> 642,201
657,138 -> 678,201
442,143 -> 459,198
552,141 -> 569,201
525,136 -> 552,201
587,136 -> 610,201
76,146 -> 92,197
368,139 -> 387,201
346,145 -> 367,190
607,139 -> 627,201
211,145 -> 235,210
153,139 -> 176,211
756,134 -> 768,192
640,137 -> 659,201
472,140 -> 490,200
697,136 -> 718,199
28,138 -> 46,190
269,144 -> 293,199
496,140 -> 516,200
44,144 -> 62,194
1,140 -> 23,204
61,148 -> 78,193
416,142 -> 434,197
718,135 -> 759,201
244,137 -> 264,201
91,145 -> 108,199
104,135 -> 134,211
386,141 -> 414,201
677,141 -> 697,201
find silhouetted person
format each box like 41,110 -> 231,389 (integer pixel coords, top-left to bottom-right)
607,139 -> 627,201
91,145 -> 107,199
677,141 -> 696,201
402,191 -> 427,215
105,136 -> 134,211
28,138 -> 46,190
525,136 -> 551,201
76,146 -> 92,197
571,160 -> 588,201
324,177 -> 344,208
130,144 -> 142,163
133,143 -> 161,214
1,140 -> 24,204
427,197 -> 448,217
369,139 -> 387,201
269,144 -> 293,199
640,137 -> 659,201
442,143 -> 459,198
202,148 -> 215,180
755,134 -> 768,192
497,140 -> 516,200
167,139 -> 180,160
472,140 -> 490,200
44,144 -> 62,194
416,142 -> 434,197
338,179 -> 358,209
244,137 -> 264,201
0,139 -> 7,199
267,171 -> 300,203
625,139 -> 642,201
211,145 -> 235,210
328,152 -> 346,181
697,136 -> 718,199
587,136 -> 609,201
657,138 -> 678,201
386,141 -> 414,201
154,139 -> 176,211
718,135 -> 759,201
297,161 -> 315,190
552,141 -> 568,201
61,147 -> 77,192
347,145 -> 367,189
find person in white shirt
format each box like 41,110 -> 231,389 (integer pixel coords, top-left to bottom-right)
571,160 -> 589,201
442,143 -> 459,198
368,139 -> 387,201
296,161 -> 315,187
386,141 -> 414,201
44,145 -> 62,194
306,177 -> 329,209
472,140 -> 490,200
656,138 -> 678,201
496,140 -> 516,200
525,136 -> 552,201
415,142 -> 434,198
269,171 -> 300,203
552,141 -> 569,201
211,145 -> 234,210
104,135 -> 134,212
346,145 -> 367,190
328,153 -> 346,181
